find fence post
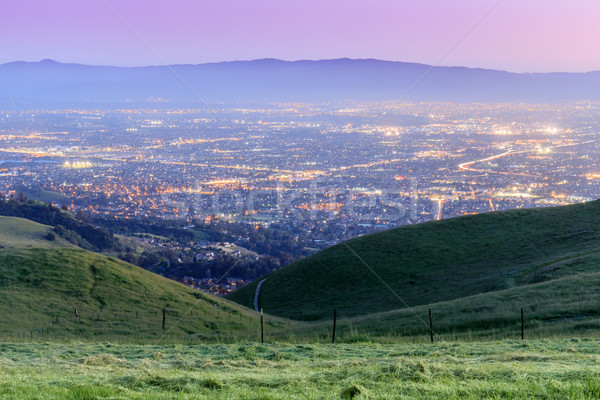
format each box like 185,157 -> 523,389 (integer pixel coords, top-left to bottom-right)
162,308 -> 166,331
429,308 -> 434,343
260,308 -> 264,344
332,309 -> 337,344
521,308 -> 524,340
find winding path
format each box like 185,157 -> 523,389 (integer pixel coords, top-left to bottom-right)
254,278 -> 268,312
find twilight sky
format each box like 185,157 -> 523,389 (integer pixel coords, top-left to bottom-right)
2,0 -> 599,72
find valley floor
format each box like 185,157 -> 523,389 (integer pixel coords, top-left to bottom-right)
2,340 -> 600,399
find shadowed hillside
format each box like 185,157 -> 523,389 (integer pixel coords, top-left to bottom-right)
230,200 -> 600,320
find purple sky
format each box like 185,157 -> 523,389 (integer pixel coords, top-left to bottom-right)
2,0 -> 600,72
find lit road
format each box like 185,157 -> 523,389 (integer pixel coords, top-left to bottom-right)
458,139 -> 596,177
457,150 -> 537,177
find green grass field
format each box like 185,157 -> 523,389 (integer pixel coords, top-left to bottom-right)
2,340 -> 600,399
292,269 -> 600,343
230,199 -> 600,320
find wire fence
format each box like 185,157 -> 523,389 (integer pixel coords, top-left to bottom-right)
7,302 -> 600,344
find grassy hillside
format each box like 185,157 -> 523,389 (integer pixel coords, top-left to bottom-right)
6,201 -> 600,344
5,247 -> 599,343
0,199 -> 121,251
0,247 -> 282,342
229,200 -> 600,320
16,187 -> 70,204
280,266 -> 600,343
0,216 -> 75,249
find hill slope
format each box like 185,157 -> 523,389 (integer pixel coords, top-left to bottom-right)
306,266 -> 600,341
0,216 -> 75,249
229,200 -> 600,320
261,263 -> 600,341
0,247 -> 270,341
0,199 -> 121,252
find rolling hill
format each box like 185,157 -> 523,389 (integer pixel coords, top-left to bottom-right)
4,204 -> 600,343
0,214 -> 293,343
0,216 -> 75,249
279,266 -> 600,342
15,187 -> 70,204
0,244 -> 273,341
0,199 -> 121,252
229,199 -> 600,321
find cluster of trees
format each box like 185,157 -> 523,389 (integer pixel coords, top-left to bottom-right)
93,217 -> 200,243
121,247 -> 281,282
95,216 -> 314,280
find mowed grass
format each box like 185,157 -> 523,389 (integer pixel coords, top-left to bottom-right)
0,216 -> 74,249
230,199 -> 600,320
2,340 -> 600,399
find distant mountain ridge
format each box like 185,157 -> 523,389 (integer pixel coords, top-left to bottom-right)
1,58 -> 600,105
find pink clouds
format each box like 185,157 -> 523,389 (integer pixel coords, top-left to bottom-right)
1,0 -> 599,72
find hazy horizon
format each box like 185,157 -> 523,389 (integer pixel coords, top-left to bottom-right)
3,0 -> 600,73
2,57 -> 600,75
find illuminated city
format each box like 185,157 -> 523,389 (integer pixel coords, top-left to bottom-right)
2,101 -> 600,291
1,102 -> 599,223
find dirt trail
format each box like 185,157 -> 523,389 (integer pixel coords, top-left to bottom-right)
254,278 -> 267,311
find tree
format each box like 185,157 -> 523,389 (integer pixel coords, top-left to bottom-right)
75,210 -> 89,223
